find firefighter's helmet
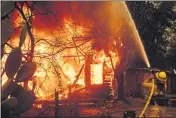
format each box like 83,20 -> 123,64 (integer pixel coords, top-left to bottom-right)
155,71 -> 167,83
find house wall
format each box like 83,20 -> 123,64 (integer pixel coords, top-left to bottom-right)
124,71 -> 152,97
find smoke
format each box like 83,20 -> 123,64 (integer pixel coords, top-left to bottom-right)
11,1 -> 150,68
32,2 -> 101,32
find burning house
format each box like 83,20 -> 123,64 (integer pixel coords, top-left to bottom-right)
1,1 -> 151,114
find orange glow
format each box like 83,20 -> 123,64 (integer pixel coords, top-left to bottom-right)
33,104 -> 42,108
91,64 -> 103,84
2,2 -> 123,101
13,4 -> 33,28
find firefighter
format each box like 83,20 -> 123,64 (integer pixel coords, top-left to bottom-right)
142,71 -> 167,105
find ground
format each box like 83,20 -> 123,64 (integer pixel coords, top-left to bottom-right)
79,98 -> 176,117
22,97 -> 176,117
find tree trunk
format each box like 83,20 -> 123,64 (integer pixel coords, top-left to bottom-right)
117,72 -> 125,100
55,90 -> 59,117
115,71 -> 129,104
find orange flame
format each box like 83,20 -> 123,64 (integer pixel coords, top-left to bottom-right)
91,64 -> 103,85
2,2 -> 121,102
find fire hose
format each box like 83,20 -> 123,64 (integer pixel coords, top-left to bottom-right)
139,78 -> 155,117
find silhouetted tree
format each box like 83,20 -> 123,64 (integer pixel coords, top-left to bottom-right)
127,1 -> 176,69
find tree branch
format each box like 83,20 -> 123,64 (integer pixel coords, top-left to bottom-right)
71,64 -> 84,88
15,2 -> 35,62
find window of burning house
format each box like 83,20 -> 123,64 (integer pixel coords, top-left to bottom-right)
90,64 -> 103,85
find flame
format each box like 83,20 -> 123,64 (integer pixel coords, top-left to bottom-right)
91,64 -> 103,84
1,2 -> 122,102
12,4 -> 33,28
